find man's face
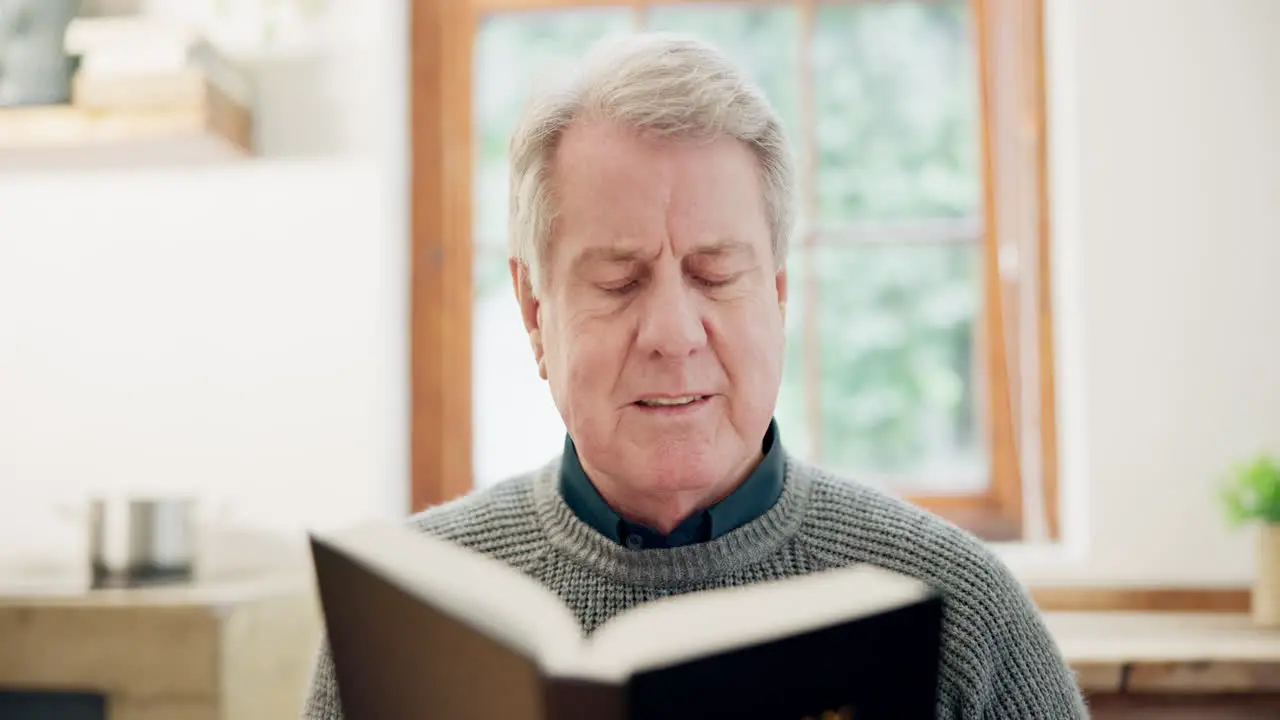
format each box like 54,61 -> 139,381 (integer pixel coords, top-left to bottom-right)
514,120 -> 788,495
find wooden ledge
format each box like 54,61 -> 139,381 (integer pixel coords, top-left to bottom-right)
1032,586 -> 1251,614
1048,612 -> 1280,693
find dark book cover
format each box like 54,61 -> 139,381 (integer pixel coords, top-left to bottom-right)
313,539 -> 549,720
623,595 -> 942,719
543,595 -> 942,720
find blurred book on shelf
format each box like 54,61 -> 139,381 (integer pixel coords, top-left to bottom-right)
0,14 -> 254,171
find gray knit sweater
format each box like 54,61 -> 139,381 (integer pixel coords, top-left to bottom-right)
302,456 -> 1088,719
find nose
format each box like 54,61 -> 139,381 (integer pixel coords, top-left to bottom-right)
635,267 -> 707,359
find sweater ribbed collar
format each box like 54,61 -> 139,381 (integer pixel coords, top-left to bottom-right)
532,454 -> 814,589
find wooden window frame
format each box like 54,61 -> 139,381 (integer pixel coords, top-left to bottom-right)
409,0 -> 1059,542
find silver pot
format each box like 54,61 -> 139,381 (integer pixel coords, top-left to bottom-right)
87,496 -> 198,588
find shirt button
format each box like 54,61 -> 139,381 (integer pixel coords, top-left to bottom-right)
625,534 -> 644,550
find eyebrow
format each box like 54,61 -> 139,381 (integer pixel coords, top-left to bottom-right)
570,239 -> 756,270
686,239 -> 756,260
573,246 -> 650,266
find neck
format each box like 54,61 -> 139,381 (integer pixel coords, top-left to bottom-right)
582,451 -> 763,534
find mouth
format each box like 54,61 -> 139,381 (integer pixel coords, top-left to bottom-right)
633,395 -> 713,409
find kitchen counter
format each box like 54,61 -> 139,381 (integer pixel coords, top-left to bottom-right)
0,572 -> 322,720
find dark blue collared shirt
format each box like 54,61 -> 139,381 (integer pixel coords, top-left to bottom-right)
560,419 -> 785,549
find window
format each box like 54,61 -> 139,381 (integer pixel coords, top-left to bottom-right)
411,0 -> 1058,542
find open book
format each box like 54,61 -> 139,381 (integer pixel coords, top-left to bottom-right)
309,521 -> 944,720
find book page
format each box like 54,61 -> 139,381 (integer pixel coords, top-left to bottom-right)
558,563 -> 934,683
312,522 -> 585,669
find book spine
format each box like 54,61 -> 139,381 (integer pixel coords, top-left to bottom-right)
543,677 -> 627,720
64,17 -> 199,57
71,56 -> 254,110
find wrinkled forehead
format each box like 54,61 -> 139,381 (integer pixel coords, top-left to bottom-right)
545,121 -> 771,270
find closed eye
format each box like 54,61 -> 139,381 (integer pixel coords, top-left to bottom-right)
603,280 -> 640,295
695,274 -> 738,288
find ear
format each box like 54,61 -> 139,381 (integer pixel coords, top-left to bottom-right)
510,258 -> 548,380
775,266 -> 789,323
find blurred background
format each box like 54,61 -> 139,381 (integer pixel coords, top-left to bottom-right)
0,0 -> 409,579
1,0 -> 1276,583
1,0 -> 1279,716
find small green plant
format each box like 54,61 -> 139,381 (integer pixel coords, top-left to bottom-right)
1220,454 -> 1280,526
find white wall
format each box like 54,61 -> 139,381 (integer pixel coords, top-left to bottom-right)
0,1 -> 409,578
1007,0 -> 1280,586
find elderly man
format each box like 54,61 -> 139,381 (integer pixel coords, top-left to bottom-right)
303,32 -> 1087,719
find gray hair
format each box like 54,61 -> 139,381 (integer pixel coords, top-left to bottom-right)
507,31 -> 796,296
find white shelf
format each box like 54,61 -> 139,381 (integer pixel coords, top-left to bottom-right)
0,85 -> 252,172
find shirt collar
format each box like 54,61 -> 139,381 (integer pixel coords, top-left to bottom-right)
559,419 -> 786,549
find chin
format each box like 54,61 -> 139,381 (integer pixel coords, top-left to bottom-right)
627,442 -> 727,493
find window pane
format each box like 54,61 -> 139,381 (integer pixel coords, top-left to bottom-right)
813,1 -> 981,223
469,4 -> 990,492
777,245 -> 814,459
473,10 -> 632,488
473,245 -> 568,488
643,5 -> 801,144
814,242 -> 986,493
